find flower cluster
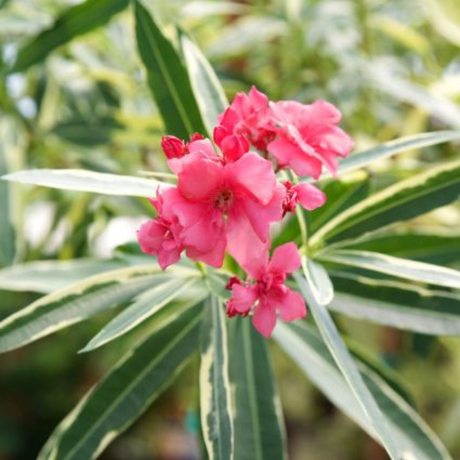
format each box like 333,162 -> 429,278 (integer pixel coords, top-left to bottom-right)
138,86 -> 353,337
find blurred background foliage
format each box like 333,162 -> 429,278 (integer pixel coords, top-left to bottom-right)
0,0 -> 460,459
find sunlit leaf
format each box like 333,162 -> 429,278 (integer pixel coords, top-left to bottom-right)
2,169 -> 169,197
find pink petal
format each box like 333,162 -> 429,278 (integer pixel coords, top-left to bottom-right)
186,138 -> 217,159
181,210 -> 224,253
227,204 -> 269,276
276,289 -> 307,322
178,156 -> 222,201
248,86 -> 269,111
231,284 -> 258,313
137,220 -> 166,254
315,126 -> 354,158
268,242 -> 301,275
241,183 -> 284,242
158,247 -> 182,270
310,99 -> 342,124
225,152 -> 276,205
268,138 -> 323,179
293,183 -> 326,211
252,300 -> 277,338
186,228 -> 226,268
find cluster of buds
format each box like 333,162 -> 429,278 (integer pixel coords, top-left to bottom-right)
138,87 -> 353,337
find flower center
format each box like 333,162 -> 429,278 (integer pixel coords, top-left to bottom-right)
214,189 -> 234,210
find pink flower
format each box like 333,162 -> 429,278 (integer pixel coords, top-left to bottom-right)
137,191 -> 185,270
166,142 -> 284,268
282,181 -> 326,216
267,100 -> 354,178
216,86 -> 275,152
226,243 -> 307,337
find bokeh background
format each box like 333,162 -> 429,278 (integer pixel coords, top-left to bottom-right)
1,0 -> 460,459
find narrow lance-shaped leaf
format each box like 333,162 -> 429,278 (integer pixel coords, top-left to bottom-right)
181,34 -> 228,135
200,296 -> 233,460
229,317 -> 287,460
328,271 -> 460,336
311,159 -> 460,246
294,259 -> 399,460
133,0 -> 206,138
38,304 -> 203,460
274,322 -> 453,460
2,169 -> 168,197
0,265 -> 192,353
319,249 -> 460,289
329,130 -> 460,178
12,0 -> 129,72
80,276 -> 203,352
0,259 -> 127,294
341,231 -> 460,266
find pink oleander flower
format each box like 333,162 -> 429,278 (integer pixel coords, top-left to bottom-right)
137,191 -> 185,270
267,100 -> 354,179
163,138 -> 284,268
226,243 -> 306,337
282,181 -> 326,216
216,86 -> 275,152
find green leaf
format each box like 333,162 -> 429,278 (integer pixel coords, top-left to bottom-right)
311,159 -> 460,247
181,34 -> 228,135
0,259 -> 128,293
328,271 -> 460,335
332,131 -> 460,177
0,265 -> 188,353
81,276 -> 202,352
133,0 -> 206,138
294,260 -> 399,460
319,250 -> 460,289
38,304 -> 203,460
200,296 -> 233,460
52,117 -> 123,146
2,169 -> 167,197
230,318 -> 287,460
274,322 -> 453,460
310,176 -> 370,234
302,257 -> 334,306
12,0 -> 129,72
0,118 -> 22,266
341,231 -> 460,266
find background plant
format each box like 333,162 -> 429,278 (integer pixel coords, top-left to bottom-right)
1,0 -> 460,459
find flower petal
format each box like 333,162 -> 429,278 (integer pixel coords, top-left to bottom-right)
178,156 -> 222,201
293,183 -> 326,211
268,138 -> 323,179
231,284 -> 258,313
276,288 -> 307,322
252,300 -> 277,338
227,204 -> 269,276
268,242 -> 301,275
225,152 -> 276,205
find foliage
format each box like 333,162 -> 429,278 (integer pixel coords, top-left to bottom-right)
1,0 -> 460,459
